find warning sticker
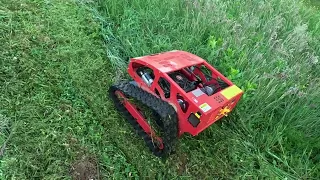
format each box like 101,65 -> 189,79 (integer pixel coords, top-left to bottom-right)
199,103 -> 212,112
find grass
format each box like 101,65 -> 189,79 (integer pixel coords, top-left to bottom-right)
306,0 -> 320,8
0,0 -> 319,179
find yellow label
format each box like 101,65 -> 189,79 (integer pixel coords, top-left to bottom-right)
199,103 -> 211,112
220,85 -> 243,100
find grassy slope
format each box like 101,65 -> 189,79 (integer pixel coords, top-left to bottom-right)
0,0 -> 319,179
0,0 -> 138,179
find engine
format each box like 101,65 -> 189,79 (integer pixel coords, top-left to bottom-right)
169,71 -> 196,92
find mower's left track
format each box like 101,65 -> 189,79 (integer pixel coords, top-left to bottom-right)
108,81 -> 178,157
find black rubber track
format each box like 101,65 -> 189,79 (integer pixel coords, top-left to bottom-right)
108,81 -> 178,157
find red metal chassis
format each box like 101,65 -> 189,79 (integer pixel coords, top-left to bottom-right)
127,50 -> 243,137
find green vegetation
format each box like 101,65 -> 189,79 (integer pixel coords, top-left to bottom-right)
1,0 -> 319,179
306,0 -> 320,8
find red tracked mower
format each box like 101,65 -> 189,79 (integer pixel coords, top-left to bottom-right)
109,50 -> 243,157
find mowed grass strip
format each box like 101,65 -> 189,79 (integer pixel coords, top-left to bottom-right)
0,0 -> 139,179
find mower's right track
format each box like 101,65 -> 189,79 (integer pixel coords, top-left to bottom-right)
108,81 -> 178,157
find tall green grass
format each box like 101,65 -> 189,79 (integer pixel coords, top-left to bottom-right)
95,0 -> 320,178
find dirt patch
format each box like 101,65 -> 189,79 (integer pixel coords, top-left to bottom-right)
177,153 -> 188,175
71,155 -> 99,180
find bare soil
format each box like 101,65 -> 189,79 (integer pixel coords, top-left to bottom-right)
71,156 -> 99,180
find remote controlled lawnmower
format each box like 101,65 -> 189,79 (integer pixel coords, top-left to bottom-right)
109,50 -> 243,157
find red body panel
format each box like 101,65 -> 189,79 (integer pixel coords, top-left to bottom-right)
127,50 -> 243,137
131,50 -> 205,73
